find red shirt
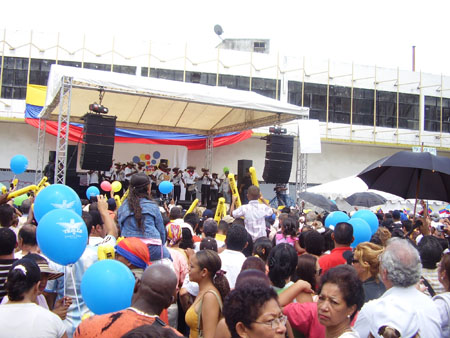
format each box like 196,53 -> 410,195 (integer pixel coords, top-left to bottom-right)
318,246 -> 352,275
283,302 -> 325,338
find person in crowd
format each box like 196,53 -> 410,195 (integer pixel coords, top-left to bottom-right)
18,198 -> 32,227
194,219 -> 224,251
268,243 -> 298,294
185,249 -> 230,338
292,253 -> 320,294
0,258 -> 67,337
351,242 -> 386,303
316,265 -> 365,338
200,236 -> 218,252
354,238 -> 442,337
115,237 -> 151,281
417,235 -> 445,296
370,227 -> 391,247
433,251 -> 450,337
240,256 -> 266,273
252,237 -> 273,266
318,222 -> 354,275
303,230 -> 325,257
183,166 -> 199,201
238,170 -> 252,205
124,162 -> 138,192
118,173 -> 171,262
0,227 -> 16,303
216,219 -> 230,244
74,265 -> 182,337
0,204 -> 14,228
200,168 -> 212,208
242,231 -> 254,257
218,224 -> 248,289
223,284 -> 287,338
45,196 -> 117,337
274,218 -> 301,253
230,185 -> 273,241
15,224 -> 39,259
219,169 -> 231,204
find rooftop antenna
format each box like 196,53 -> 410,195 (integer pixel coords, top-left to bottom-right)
214,24 -> 224,41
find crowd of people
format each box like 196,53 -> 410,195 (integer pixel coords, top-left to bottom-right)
0,169 -> 450,338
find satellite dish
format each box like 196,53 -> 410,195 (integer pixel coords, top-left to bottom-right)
214,24 -> 223,37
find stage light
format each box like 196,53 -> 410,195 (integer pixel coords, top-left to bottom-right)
269,126 -> 287,135
89,103 -> 109,114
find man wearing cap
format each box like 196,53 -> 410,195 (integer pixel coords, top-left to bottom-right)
124,162 -> 138,192
171,168 -> 183,204
354,237 -> 442,337
74,265 -> 183,337
219,169 -> 231,204
183,166 -> 199,201
152,163 -> 167,198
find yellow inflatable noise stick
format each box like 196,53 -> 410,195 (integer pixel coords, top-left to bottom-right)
120,189 -> 129,204
98,245 -> 115,260
12,178 -> 18,189
228,174 -> 241,208
186,199 -> 199,215
8,185 -> 38,199
114,194 -> 122,208
36,176 -> 48,190
249,167 -> 259,187
214,197 -> 226,222
1,186 -> 6,194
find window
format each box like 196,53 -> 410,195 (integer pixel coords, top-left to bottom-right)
425,96 -> 450,132
1,57 -> 28,99
29,59 -> 56,86
253,41 -> 266,53
112,65 -> 136,75
84,62 -> 110,71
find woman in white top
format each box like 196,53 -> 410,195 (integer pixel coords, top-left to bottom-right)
0,258 -> 67,338
317,265 -> 364,338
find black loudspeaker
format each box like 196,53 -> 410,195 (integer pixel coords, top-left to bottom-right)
49,151 -> 56,162
237,159 -> 253,187
49,146 -> 77,173
262,135 -> 294,183
80,114 -> 116,171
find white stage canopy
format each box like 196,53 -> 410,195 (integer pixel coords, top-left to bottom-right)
40,65 -> 309,136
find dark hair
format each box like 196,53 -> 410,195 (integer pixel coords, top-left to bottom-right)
169,207 -> 182,220
200,237 -> 218,252
322,228 -> 335,252
268,243 -> 298,288
18,225 -> 37,246
223,285 -> 278,338
121,324 -> 180,338
252,237 -> 273,263
184,213 -> 199,228
127,174 -> 151,231
401,219 -> 413,233
242,232 -> 253,257
292,254 -> 318,291
280,207 -> 291,214
162,214 -> 170,226
241,256 -> 266,273
20,199 -> 32,214
218,220 -> 229,235
282,217 -> 297,238
0,227 -> 16,255
231,218 -> 245,227
235,269 -> 271,289
82,211 -> 93,236
418,235 -> 444,269
0,204 -> 14,227
179,228 -> 195,249
334,222 -> 353,245
440,253 -> 450,292
319,265 -> 364,320
89,210 -> 104,227
304,230 -> 325,256
226,225 -> 248,252
5,258 -> 41,301
196,250 -> 230,301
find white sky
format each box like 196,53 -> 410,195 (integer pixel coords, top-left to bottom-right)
3,0 -> 450,75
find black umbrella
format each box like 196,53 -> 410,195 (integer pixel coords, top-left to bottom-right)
357,150 -> 450,202
299,192 -> 338,212
345,192 -> 387,207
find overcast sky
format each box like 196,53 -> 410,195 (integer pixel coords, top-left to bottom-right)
3,0 -> 450,75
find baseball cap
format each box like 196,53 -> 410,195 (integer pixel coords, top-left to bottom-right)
25,253 -> 63,280
202,209 -> 214,220
130,172 -> 150,188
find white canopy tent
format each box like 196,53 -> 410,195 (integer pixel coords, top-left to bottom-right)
36,65 -> 309,192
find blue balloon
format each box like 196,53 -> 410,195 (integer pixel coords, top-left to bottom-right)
86,186 -> 100,199
352,209 -> 379,235
348,218 -> 372,248
325,211 -> 350,229
10,155 -> 28,174
159,181 -> 173,194
81,260 -> 135,315
34,184 -> 82,222
36,209 -> 87,265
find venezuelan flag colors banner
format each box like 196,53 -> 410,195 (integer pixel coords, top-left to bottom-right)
24,85 -> 252,150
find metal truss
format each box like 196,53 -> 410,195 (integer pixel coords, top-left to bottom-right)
34,118 -> 47,184
205,135 -> 214,170
54,76 -> 73,184
295,118 -> 309,206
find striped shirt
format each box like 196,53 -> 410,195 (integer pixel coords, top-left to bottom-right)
0,259 -> 17,303
232,200 -> 273,240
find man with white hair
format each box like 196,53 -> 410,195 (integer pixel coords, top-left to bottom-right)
354,237 -> 442,337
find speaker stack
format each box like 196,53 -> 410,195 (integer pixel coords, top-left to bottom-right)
80,113 -> 116,171
237,159 -> 253,187
262,134 -> 294,183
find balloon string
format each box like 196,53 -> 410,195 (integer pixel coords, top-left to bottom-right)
63,265 -> 66,299
69,264 -> 82,316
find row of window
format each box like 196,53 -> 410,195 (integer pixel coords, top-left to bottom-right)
0,56 -> 448,133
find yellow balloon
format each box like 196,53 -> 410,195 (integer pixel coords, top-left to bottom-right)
140,154 -> 146,160
111,181 -> 122,193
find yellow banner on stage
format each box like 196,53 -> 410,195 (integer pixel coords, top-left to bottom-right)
25,84 -> 47,106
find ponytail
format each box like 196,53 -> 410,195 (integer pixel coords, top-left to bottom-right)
213,270 -> 230,301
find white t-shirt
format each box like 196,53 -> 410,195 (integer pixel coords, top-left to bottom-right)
0,302 -> 66,338
219,249 -> 246,289
87,171 -> 99,185
1,294 -> 49,310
